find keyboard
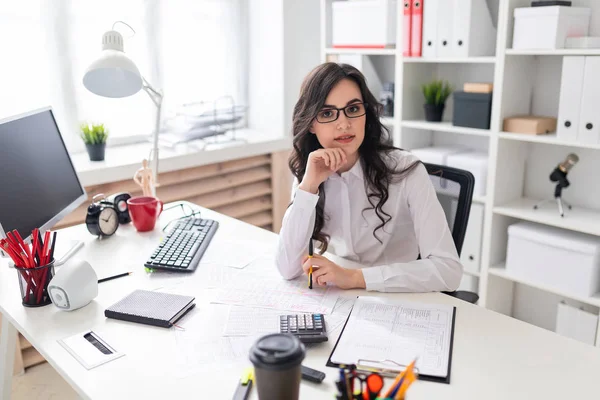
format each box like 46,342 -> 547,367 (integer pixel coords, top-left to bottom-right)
144,217 -> 219,272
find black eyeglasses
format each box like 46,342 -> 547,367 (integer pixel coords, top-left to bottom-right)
315,102 -> 367,123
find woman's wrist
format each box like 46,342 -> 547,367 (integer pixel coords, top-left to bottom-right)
352,269 -> 366,289
298,179 -> 319,194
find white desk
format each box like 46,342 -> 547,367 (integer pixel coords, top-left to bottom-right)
2,202 -> 600,399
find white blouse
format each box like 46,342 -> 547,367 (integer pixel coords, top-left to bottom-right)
275,150 -> 463,292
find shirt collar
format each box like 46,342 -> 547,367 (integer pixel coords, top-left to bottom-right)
339,157 -> 364,181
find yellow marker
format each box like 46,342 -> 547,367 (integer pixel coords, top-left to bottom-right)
308,239 -> 314,289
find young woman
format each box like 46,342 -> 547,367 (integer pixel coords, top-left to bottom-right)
275,63 -> 463,293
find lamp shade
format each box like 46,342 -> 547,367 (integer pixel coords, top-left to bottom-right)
83,30 -> 143,98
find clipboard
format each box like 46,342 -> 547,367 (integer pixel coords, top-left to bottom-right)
325,297 -> 457,384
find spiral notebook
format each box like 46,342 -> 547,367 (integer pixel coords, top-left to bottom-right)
105,290 -> 196,328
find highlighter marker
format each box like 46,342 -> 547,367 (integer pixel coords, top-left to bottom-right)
308,238 -> 314,289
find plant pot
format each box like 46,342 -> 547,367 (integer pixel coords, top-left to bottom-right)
424,104 -> 445,122
86,143 -> 106,161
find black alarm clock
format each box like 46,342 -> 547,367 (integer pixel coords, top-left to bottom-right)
105,192 -> 132,224
86,194 -> 119,237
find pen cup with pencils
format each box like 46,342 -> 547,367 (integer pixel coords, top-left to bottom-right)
15,259 -> 55,307
1,228 -> 58,307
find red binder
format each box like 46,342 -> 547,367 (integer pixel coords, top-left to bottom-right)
403,0 -> 412,56
410,0 -> 424,57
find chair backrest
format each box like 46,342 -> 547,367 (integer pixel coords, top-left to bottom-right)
423,163 -> 475,256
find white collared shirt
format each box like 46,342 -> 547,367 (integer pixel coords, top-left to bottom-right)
275,150 -> 463,292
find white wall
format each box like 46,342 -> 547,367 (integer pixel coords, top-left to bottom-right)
247,0 -> 321,138
283,0 -> 321,137
247,0 -> 284,137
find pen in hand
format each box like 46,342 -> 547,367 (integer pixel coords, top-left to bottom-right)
308,238 -> 313,290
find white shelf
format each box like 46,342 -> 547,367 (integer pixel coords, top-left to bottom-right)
498,132 -> 600,150
403,56 -> 496,64
472,195 -> 487,205
488,265 -> 600,308
493,197 -> 600,237
325,47 -> 396,56
401,120 -> 491,137
464,269 -> 481,278
380,117 -> 395,126
506,48 -> 600,56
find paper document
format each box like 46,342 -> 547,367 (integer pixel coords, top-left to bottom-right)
329,297 -> 455,379
200,240 -> 272,269
223,306 -> 281,337
326,295 -> 356,334
213,271 -> 338,314
172,305 -> 256,378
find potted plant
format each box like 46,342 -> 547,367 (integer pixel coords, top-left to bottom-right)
421,80 -> 453,122
80,123 -> 108,161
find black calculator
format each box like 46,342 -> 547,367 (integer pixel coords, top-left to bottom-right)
280,313 -> 328,344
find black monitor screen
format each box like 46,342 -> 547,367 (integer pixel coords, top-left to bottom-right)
0,109 -> 85,239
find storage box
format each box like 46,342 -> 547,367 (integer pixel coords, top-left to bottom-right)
506,222 -> 600,297
452,91 -> 492,130
555,302 -> 598,346
409,146 -> 469,166
446,152 -> 488,196
512,6 -> 591,49
464,82 -> 494,93
503,116 -> 557,134
332,0 -> 397,48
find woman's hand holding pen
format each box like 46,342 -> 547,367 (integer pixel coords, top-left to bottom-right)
302,254 -> 365,290
298,148 -> 347,194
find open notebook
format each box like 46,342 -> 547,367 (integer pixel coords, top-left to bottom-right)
327,296 -> 456,383
105,290 -> 196,328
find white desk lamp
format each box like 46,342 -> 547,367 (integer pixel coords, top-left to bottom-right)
83,22 -> 162,195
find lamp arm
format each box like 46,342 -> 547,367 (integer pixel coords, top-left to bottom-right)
141,77 -> 163,195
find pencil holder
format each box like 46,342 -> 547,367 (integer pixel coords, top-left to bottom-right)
15,259 -> 55,307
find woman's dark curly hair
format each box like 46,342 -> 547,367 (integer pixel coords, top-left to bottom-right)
289,62 -> 420,252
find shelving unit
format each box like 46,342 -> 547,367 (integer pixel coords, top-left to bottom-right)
498,131 -> 600,150
403,56 -> 496,64
505,48 -> 600,56
401,120 -> 492,137
324,47 -> 397,56
321,0 -> 600,348
489,265 -> 600,308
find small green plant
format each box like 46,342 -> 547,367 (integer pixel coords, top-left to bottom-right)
80,123 -> 109,145
421,80 -> 453,106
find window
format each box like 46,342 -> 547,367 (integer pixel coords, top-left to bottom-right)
0,0 -> 246,151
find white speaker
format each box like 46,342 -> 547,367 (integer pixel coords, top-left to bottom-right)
48,259 -> 98,311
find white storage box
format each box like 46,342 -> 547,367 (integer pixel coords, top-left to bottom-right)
512,6 -> 591,50
506,222 -> 600,297
332,0 -> 397,48
556,302 -> 598,346
446,151 -> 488,196
461,203 -> 485,274
410,146 -> 469,166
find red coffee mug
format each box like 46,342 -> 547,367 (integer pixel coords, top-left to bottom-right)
127,196 -> 164,232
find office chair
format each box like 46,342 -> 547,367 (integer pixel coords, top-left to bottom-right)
423,163 -> 479,304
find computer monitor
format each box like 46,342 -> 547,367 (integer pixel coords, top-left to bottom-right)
0,107 -> 87,246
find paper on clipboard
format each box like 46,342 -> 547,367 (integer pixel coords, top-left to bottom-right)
326,297 -> 456,383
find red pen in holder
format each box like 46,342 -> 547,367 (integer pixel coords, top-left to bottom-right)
2,228 -> 58,307
15,259 -> 55,307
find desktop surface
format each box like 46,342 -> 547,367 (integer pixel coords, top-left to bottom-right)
1,202 -> 600,400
